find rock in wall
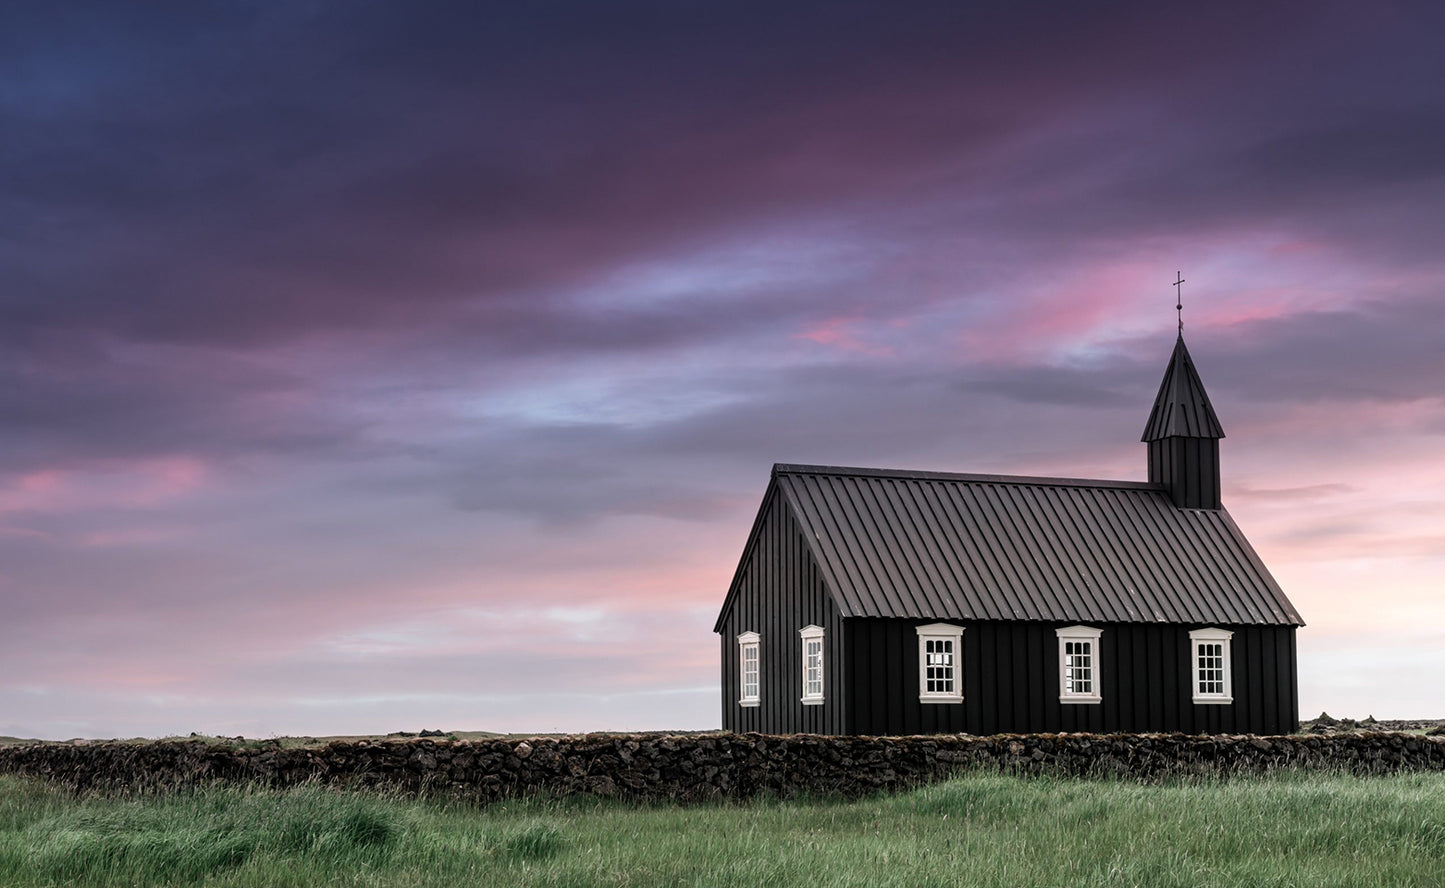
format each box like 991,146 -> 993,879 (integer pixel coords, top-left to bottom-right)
1,731 -> 1442,801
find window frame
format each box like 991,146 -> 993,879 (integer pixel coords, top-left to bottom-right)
737,632 -> 761,707
915,623 -> 964,703
799,624 -> 825,705
1056,625 -> 1103,704
1188,627 -> 1234,704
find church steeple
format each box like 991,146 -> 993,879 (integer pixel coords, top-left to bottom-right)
1142,335 -> 1225,509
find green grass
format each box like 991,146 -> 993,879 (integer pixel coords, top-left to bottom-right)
1,770 -> 1442,887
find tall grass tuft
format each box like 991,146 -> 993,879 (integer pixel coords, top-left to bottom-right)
500,823 -> 563,861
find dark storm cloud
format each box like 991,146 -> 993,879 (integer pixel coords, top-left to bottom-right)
0,331 -> 360,473
1193,294 -> 1445,404
1090,110 -> 1445,255
5,0 -> 1445,737
1241,112 -> 1445,192
3,0 -> 1401,350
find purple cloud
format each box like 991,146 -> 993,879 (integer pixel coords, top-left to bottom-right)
2,0 -> 1444,737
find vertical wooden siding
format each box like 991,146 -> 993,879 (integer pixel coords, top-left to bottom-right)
1148,438 -> 1221,510
845,620 -> 1297,735
719,491 -> 846,735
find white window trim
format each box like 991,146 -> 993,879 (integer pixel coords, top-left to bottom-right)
1056,625 -> 1103,704
799,625 -> 825,705
1189,627 -> 1234,704
737,632 -> 761,707
916,623 -> 964,703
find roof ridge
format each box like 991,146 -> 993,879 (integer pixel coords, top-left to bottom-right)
772,463 -> 1161,491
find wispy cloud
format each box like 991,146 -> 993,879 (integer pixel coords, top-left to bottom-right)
2,0 -> 1443,735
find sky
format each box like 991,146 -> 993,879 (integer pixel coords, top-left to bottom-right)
3,0 -> 1443,740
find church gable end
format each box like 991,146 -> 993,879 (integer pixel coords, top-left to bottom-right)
716,485 -> 846,735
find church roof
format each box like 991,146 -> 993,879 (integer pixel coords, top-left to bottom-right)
737,463 -> 1301,627
1141,336 -> 1225,441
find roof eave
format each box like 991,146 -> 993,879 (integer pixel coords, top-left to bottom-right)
1217,506 -> 1306,627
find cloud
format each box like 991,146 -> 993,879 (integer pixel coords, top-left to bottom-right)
3,0 -> 1445,737
1194,293 -> 1445,404
7,0 -> 1427,352
1227,483 -> 1357,503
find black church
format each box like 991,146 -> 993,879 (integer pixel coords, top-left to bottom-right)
714,333 -> 1303,736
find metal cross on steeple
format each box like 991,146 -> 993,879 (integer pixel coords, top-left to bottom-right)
1173,271 -> 1185,338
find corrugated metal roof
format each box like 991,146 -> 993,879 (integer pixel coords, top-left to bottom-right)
1142,337 -> 1225,441
774,463 -> 1302,626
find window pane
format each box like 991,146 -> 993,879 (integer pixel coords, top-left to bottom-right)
921,636 -> 958,695
1064,640 -> 1093,693
804,637 -> 824,698
740,642 -> 760,701
1196,641 -> 1226,695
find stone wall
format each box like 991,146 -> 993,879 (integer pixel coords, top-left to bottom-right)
2,731 -> 1442,801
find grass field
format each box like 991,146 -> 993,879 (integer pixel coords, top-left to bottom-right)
2,771 -> 1442,887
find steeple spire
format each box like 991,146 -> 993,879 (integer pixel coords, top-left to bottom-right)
1173,271 -> 1185,339
1143,335 -> 1225,509
1142,337 -> 1225,442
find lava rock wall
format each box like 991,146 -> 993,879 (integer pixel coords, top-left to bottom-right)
2,731 -> 1442,801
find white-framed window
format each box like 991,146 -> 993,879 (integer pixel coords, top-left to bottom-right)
1189,628 -> 1234,704
916,623 -> 964,703
799,625 -> 824,705
737,632 -> 760,707
1056,625 -> 1103,704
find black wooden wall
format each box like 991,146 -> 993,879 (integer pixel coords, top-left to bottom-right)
1148,437 -> 1221,510
718,488 -> 847,735
844,619 -> 1297,736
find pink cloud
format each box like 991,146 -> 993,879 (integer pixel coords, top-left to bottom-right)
79,526 -> 188,547
1190,280 -> 1352,332
1269,239 -> 1323,256
796,316 -> 896,357
0,456 -> 210,515
0,524 -> 53,541
956,261 -> 1154,361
